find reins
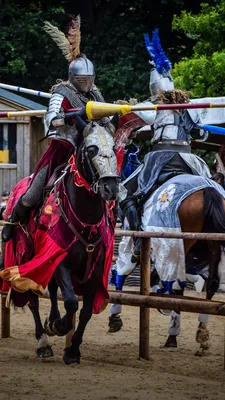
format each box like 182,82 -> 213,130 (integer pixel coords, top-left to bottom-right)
53,153 -> 109,284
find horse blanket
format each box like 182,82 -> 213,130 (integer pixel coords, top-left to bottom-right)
0,174 -> 115,314
141,174 -> 225,293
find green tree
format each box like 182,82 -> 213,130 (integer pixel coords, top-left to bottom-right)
0,0 -> 207,103
172,0 -> 225,97
0,2 -> 70,105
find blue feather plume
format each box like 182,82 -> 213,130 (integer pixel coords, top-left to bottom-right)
144,28 -> 172,74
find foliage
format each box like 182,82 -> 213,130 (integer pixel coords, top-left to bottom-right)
172,0 -> 225,97
0,2 -> 68,103
0,0 -> 205,103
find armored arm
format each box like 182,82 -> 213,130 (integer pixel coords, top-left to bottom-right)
183,108 -> 208,142
45,92 -> 67,129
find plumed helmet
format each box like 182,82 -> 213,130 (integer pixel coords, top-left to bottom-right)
144,29 -> 174,98
43,15 -> 95,93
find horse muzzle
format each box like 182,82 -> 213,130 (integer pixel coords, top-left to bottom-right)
99,175 -> 120,201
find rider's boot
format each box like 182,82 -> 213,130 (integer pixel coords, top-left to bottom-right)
2,165 -> 48,242
2,196 -> 33,242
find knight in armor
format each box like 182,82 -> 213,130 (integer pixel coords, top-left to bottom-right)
120,29 -> 211,242
2,15 -> 107,242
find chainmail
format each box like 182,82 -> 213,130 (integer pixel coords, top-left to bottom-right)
22,165 -> 48,207
48,83 -> 109,144
53,83 -> 105,108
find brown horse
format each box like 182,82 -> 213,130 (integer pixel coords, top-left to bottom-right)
111,172 -> 225,351
178,188 -> 224,296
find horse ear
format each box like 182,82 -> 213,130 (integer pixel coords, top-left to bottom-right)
107,113 -> 119,136
75,115 -> 87,135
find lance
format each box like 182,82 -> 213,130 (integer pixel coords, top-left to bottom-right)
84,101 -> 225,119
0,83 -> 51,98
1,100 -> 225,119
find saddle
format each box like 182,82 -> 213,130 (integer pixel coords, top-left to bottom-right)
43,162 -> 68,198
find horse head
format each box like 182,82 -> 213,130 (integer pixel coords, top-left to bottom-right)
75,114 -> 120,201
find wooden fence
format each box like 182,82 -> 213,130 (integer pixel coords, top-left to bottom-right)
1,229 -> 225,367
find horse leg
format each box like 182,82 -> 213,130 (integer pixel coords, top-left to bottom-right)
109,303 -> 123,333
108,269 -> 124,333
63,292 -> 95,365
28,293 -> 54,358
218,248 -> 225,292
51,262 -> 78,337
108,235 -> 137,333
164,288 -> 183,348
44,277 -> 61,336
63,254 -> 104,365
195,313 -> 210,356
195,240 -> 220,356
206,241 -> 220,300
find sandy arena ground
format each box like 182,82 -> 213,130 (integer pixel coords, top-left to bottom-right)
1,289 -> 225,400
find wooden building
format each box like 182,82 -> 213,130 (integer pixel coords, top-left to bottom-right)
0,88 -> 49,195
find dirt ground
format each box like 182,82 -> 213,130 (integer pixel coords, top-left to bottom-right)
1,290 -> 225,400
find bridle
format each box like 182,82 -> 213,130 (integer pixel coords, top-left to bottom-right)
79,143 -> 100,194
52,146 -> 109,285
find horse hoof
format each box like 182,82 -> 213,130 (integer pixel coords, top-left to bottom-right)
44,318 -> 56,337
164,335 -> 177,348
195,348 -> 209,357
108,314 -> 123,333
52,321 -> 69,337
131,253 -> 140,264
37,345 -> 54,358
63,349 -> 80,365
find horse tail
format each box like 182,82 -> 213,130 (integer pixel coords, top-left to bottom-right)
203,187 -> 225,244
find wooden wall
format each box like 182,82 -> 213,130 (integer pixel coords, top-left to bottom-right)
0,119 -> 31,194
0,164 -> 17,193
30,117 -> 50,174
0,116 -> 49,195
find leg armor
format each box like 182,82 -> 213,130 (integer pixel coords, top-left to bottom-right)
2,165 -> 48,242
120,195 -> 140,232
120,195 -> 141,257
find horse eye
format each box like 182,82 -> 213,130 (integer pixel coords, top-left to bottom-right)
87,145 -> 98,158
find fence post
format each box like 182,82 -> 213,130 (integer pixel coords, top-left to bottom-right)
139,237 -> 151,360
1,293 -> 10,338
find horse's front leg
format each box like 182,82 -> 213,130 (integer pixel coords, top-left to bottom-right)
164,288 -> 183,348
108,267 -> 123,333
63,254 -> 104,365
63,292 -> 95,365
28,293 -> 54,358
44,277 -> 61,336
51,262 -> 78,337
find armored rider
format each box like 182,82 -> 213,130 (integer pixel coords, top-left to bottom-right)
120,29 -> 211,241
2,15 -> 107,242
